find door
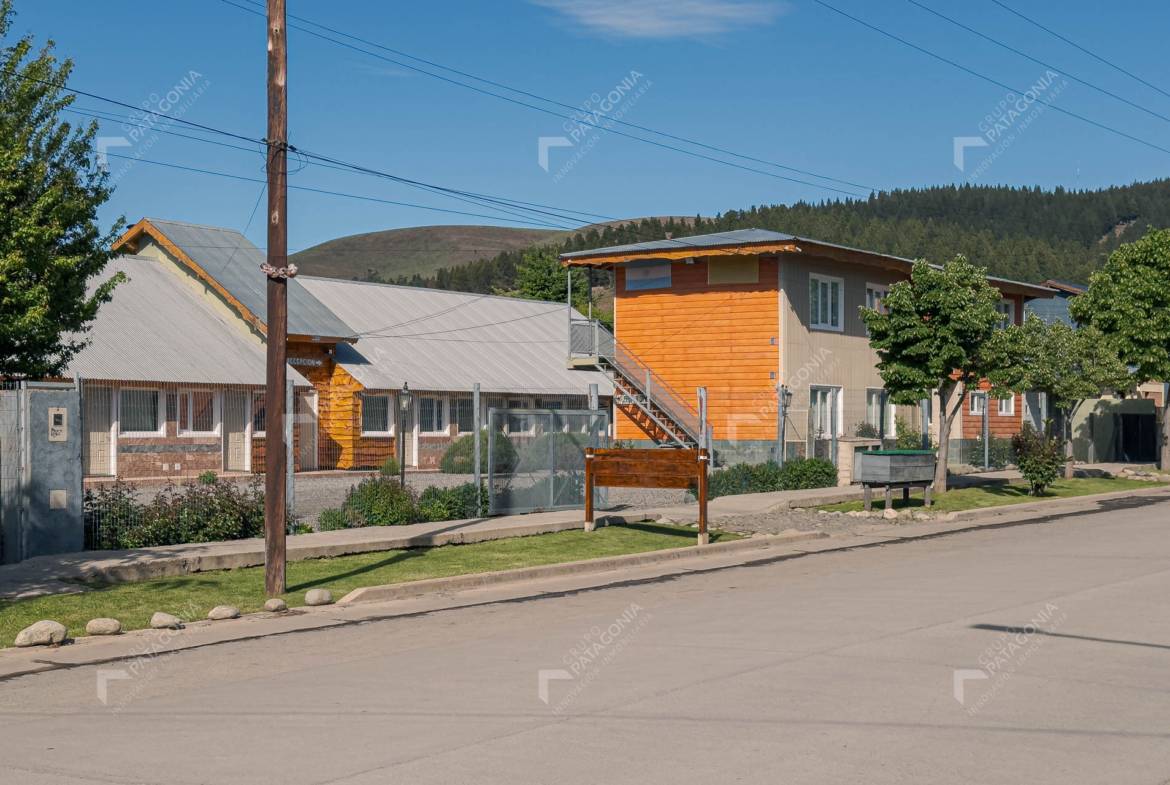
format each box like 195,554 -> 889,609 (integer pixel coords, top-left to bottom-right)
83,386 -> 113,476
1120,413 -> 1157,463
296,390 -> 318,472
223,391 -> 249,472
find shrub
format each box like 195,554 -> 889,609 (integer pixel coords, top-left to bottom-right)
854,421 -> 881,439
894,417 -> 931,450
704,458 -> 837,500
439,432 -> 518,474
1012,424 -> 1063,495
197,470 -> 218,485
84,477 -> 267,550
970,435 -> 1016,469
342,476 -> 420,526
494,474 -> 583,511
379,456 -> 400,477
417,483 -> 487,521
317,507 -> 350,531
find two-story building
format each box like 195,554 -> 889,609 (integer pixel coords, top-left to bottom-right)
562,228 -> 1055,466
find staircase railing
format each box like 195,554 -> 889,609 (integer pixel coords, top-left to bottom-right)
570,318 -> 702,444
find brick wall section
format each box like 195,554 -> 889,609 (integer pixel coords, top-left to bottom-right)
116,402 -> 221,478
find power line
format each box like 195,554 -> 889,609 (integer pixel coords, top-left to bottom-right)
813,0 -> 1170,157
101,151 -> 580,229
987,0 -> 1170,102
220,0 -> 875,193
360,303 -> 567,339
217,0 -> 871,198
907,0 -> 1170,125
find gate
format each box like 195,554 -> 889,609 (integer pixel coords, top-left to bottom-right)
487,407 -> 610,515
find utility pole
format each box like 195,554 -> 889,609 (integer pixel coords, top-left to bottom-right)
263,0 -> 291,597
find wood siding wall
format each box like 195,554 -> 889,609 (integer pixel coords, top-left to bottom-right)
614,257 -> 779,442
288,342 -> 366,470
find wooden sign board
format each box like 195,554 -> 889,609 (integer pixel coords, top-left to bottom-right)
585,448 -> 710,544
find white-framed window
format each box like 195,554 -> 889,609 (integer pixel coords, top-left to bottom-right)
506,398 -> 534,434
453,398 -> 476,434
361,393 -> 392,436
251,391 -> 266,436
865,283 -> 889,314
998,395 -> 1015,416
178,390 -> 219,436
996,299 -> 1016,328
865,389 -> 884,432
118,388 -> 163,436
809,273 -> 844,331
419,396 -> 447,435
969,391 -> 987,415
810,386 -> 842,438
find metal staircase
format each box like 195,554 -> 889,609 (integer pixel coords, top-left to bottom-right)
569,319 -> 705,449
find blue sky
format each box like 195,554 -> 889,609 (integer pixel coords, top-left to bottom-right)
9,0 -> 1170,253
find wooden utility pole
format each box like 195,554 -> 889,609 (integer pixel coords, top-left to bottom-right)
263,0 -> 290,597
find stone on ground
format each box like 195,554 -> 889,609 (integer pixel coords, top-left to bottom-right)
14,620 -> 68,648
150,612 -> 183,630
264,598 -> 288,613
882,508 -> 899,520
85,618 -> 122,636
207,605 -> 240,621
304,588 -> 333,606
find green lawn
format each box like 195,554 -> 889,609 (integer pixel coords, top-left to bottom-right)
821,477 -> 1162,515
1,523 -> 735,647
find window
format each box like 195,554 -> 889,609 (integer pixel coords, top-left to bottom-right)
969,392 -> 987,415
998,395 -> 1015,416
810,386 -> 840,437
625,260 -> 671,291
507,398 -> 533,434
252,391 -> 266,435
865,389 -> 884,432
361,394 -> 391,435
118,388 -> 162,435
454,398 -> 476,433
996,299 -> 1016,328
809,274 -> 843,331
708,257 -> 759,285
419,396 -> 446,434
865,284 -> 889,313
178,390 -> 217,435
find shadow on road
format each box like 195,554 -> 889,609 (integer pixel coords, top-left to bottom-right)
971,623 -> 1170,652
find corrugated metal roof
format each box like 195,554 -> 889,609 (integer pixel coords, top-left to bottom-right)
561,228 -> 794,259
562,227 -> 1056,297
144,219 -> 355,340
299,277 -> 613,396
66,255 -> 308,386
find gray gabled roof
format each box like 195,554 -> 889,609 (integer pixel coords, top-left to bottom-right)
299,277 -> 613,396
134,219 -> 355,341
66,255 -> 308,387
560,228 -> 794,259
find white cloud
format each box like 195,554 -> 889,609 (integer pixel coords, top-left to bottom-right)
531,0 -> 788,39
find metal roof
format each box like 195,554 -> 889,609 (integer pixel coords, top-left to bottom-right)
140,219 -> 355,340
66,255 -> 309,386
560,228 -> 794,259
299,277 -> 614,396
561,227 -> 1056,297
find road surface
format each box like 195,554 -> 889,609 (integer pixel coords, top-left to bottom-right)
2,494 -> 1169,784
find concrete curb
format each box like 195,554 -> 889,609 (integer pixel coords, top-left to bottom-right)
336,529 -> 829,605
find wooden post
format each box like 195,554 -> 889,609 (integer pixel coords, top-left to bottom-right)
583,449 -> 595,531
263,0 -> 289,598
697,449 -> 709,545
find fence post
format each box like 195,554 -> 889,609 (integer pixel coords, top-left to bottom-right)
487,409 -> 495,515
473,383 -> 482,517
982,394 -> 990,470
285,377 -> 295,520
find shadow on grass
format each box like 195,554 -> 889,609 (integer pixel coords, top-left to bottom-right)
607,521 -> 733,543
286,549 -> 427,593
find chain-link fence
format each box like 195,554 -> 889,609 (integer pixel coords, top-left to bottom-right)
487,407 -> 611,515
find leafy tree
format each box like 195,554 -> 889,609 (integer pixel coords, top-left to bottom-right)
999,316 -> 1131,477
1070,228 -> 1170,469
512,247 -> 614,326
862,257 -> 1008,491
0,0 -> 122,377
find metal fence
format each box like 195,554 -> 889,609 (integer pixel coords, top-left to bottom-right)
487,407 -> 611,515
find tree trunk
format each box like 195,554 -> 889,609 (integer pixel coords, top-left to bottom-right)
934,382 -> 962,493
1062,405 -> 1075,480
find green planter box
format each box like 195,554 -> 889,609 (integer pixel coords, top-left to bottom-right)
854,449 -> 936,485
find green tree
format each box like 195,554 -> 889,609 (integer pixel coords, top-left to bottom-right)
514,247 -> 582,304
862,257 -> 1007,491
1070,228 -> 1170,469
999,316 -> 1131,477
0,0 -> 122,377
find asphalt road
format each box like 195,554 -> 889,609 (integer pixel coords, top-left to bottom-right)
3,495 -> 1170,784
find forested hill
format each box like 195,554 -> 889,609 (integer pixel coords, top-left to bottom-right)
380,179 -> 1170,293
